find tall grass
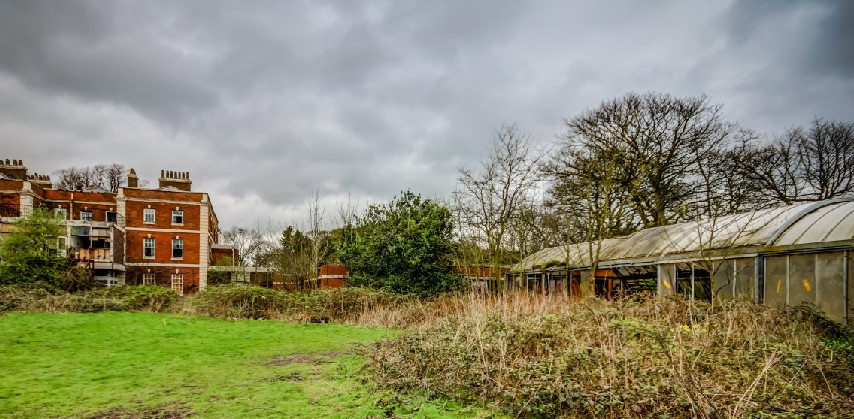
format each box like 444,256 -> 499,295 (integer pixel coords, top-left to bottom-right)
187,284 -> 412,323
367,294 -> 854,418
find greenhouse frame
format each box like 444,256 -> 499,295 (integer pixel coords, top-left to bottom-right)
512,198 -> 854,325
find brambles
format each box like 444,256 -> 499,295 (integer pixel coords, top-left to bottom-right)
367,297 -> 854,418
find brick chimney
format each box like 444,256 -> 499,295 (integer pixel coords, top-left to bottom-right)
127,168 -> 138,188
0,158 -> 27,180
158,170 -> 192,191
28,173 -> 52,189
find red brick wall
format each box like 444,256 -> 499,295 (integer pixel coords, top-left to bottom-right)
123,188 -> 204,203
126,266 -> 200,295
320,278 -> 348,288
0,193 -> 19,212
0,179 -> 24,192
38,190 -> 117,221
320,265 -> 349,276
211,247 -> 237,265
126,230 -> 201,264
125,201 -> 200,230
319,265 -> 349,289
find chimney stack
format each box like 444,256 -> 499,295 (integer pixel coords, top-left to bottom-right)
0,158 -> 27,180
158,169 -> 192,191
127,168 -> 138,188
27,172 -> 52,189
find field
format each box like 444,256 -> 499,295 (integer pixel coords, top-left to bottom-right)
0,311 -> 483,418
3,287 -> 853,418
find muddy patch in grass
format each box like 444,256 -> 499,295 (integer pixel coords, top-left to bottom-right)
266,350 -> 352,366
261,372 -> 304,382
87,401 -> 192,419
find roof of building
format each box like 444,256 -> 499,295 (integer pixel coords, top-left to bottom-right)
514,197 -> 854,272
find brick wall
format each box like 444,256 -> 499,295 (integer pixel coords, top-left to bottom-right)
124,201 -> 200,230
126,266 -> 200,295
126,230 -> 201,264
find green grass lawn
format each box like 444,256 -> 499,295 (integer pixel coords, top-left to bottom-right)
0,312 -> 485,418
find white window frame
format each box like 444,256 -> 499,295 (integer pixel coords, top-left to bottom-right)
172,238 -> 183,260
143,208 -> 155,224
80,210 -> 92,221
172,210 -> 183,225
171,274 -> 184,296
54,208 -> 67,220
142,272 -> 155,285
143,238 -> 155,259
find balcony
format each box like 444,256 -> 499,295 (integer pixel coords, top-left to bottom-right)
77,248 -> 112,261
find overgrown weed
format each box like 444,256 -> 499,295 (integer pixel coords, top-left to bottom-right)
367,294 -> 854,418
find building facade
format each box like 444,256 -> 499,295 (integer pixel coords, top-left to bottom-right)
0,159 -> 219,295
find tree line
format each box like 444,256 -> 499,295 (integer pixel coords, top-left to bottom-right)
224,91 -> 854,293
455,91 -> 854,280
5,91 -> 853,296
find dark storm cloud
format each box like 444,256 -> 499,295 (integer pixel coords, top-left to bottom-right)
725,0 -> 854,78
0,1 -> 218,125
0,0 -> 852,228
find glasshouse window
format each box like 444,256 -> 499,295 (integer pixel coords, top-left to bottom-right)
764,256 -> 788,307
816,252 -> 845,324
788,253 -> 816,307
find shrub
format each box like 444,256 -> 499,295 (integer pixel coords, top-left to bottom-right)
0,284 -> 52,312
61,266 -> 102,293
0,284 -> 177,313
108,285 -> 178,311
366,297 -> 854,418
283,287 -> 412,323
191,284 -> 285,319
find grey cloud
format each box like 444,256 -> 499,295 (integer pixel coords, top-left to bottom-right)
725,0 -> 854,78
0,1 -> 219,125
0,0 -> 852,229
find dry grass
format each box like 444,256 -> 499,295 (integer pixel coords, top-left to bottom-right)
366,294 -> 854,418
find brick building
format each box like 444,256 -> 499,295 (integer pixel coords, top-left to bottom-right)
0,159 -> 219,295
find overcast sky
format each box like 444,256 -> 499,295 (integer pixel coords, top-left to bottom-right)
1,0 -> 852,231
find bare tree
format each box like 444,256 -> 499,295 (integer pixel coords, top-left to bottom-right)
54,163 -> 127,192
796,118 -> 854,200
739,118 -> 854,205
739,133 -> 805,206
98,163 -> 128,193
305,190 -> 328,288
221,226 -> 267,266
543,135 -> 635,296
561,92 -> 744,228
453,123 -> 542,282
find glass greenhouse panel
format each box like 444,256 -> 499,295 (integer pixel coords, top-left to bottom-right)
659,264 -> 676,296
764,256 -> 787,306
734,258 -> 755,299
789,253 -> 816,306
713,260 -> 735,300
849,253 -> 854,326
816,252 -> 845,324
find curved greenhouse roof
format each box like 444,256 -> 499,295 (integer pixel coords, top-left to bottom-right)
514,197 -> 854,272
